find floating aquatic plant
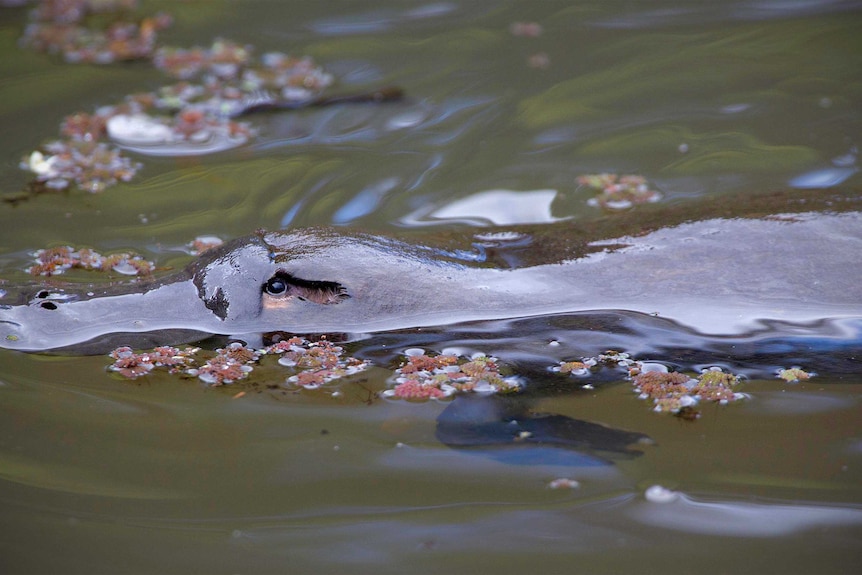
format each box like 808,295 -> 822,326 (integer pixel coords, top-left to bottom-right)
217,341 -> 261,364
186,236 -> 224,256
553,360 -> 589,376
16,2 -> 399,194
384,348 -> 523,401
547,478 -> 580,489
20,0 -> 172,64
109,345 -> 197,378
693,367 -> 740,402
578,173 -> 661,210
23,141 -> 141,193
27,244 -> 153,276
108,336 -> 368,389
153,39 -> 251,80
109,346 -> 156,378
777,367 -> 813,382
189,353 -> 254,386
552,349 -> 745,417
267,336 -> 368,390
633,365 -> 745,415
153,40 -> 333,100
17,2 -> 334,192
594,350 -> 641,372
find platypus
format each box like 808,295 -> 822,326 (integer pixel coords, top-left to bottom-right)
1,210 -> 860,353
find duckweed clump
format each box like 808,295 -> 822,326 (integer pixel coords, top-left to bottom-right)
777,367 -> 813,382
17,1 -> 334,193
108,337 -> 368,388
28,245 -> 154,277
384,349 -> 523,401
577,173 -> 662,210
552,349 -> 746,418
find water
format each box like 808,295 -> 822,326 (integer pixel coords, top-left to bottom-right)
0,1 -> 861,573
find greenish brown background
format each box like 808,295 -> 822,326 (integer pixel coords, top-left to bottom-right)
0,1 -> 860,573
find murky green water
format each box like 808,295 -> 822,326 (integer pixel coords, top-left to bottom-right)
1,1 -> 861,573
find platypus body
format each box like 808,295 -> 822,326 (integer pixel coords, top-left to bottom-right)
1,211 -> 860,353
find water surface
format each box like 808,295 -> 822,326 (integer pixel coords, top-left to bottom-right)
0,1 -> 861,573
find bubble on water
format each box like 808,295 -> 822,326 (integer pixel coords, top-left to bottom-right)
645,485 -> 679,503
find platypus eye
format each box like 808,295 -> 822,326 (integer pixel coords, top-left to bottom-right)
265,277 -> 287,295
262,272 -> 349,305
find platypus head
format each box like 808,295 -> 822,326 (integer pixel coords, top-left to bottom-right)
0,230 -> 355,353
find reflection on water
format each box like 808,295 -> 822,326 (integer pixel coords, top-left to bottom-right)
406,188 -> 564,225
628,492 -> 862,537
790,166 -> 858,188
308,2 -> 460,36
1,0 -> 861,573
332,176 -> 400,224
